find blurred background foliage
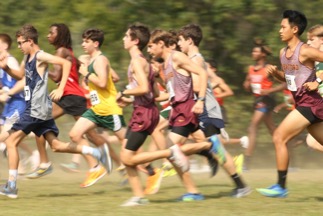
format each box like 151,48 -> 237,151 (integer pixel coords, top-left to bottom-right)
1,0 -> 323,90
1,0 -> 323,120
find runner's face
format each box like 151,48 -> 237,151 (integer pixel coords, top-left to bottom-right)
147,41 -> 162,58
47,26 -> 58,44
279,18 -> 295,42
17,36 -> 30,54
307,34 -> 322,49
123,29 -> 136,50
251,47 -> 263,61
81,38 -> 96,54
177,35 -> 190,54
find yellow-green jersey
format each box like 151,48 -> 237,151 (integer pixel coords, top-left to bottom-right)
87,56 -> 122,116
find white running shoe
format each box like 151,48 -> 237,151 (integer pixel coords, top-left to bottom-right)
120,197 -> 149,207
168,144 -> 189,172
240,136 -> 249,149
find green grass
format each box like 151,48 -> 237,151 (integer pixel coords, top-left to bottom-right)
1,98 -> 322,215
1,163 -> 323,216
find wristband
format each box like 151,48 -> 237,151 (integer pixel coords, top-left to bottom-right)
197,97 -> 206,102
316,77 -> 322,85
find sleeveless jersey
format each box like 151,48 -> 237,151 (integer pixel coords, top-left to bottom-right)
190,53 -> 222,120
59,49 -> 85,97
248,65 -> 273,96
281,42 -> 323,119
25,51 -> 52,120
0,56 -> 24,100
87,54 -> 122,116
127,56 -> 156,107
164,51 -> 194,104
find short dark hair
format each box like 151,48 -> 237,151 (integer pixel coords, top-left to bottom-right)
50,23 -> 72,49
206,59 -> 217,69
178,24 -> 203,46
0,33 -> 12,50
253,38 -> 272,56
16,24 -> 38,44
128,23 -> 150,51
82,28 -> 104,47
283,10 -> 307,36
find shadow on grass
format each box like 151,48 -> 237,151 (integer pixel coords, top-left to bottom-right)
36,190 -> 106,197
287,196 -> 323,202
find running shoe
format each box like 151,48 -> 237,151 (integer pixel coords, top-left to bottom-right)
26,164 -> 53,179
60,162 -> 80,173
177,193 -> 205,201
80,166 -> 107,188
98,144 -> 112,174
208,156 -> 219,177
144,168 -> 164,195
168,144 -> 189,173
0,182 -> 18,199
120,197 -> 149,207
162,163 -> 177,177
256,184 -> 288,198
233,154 -> 244,175
209,135 -> 226,165
240,136 -> 249,149
232,186 -> 252,198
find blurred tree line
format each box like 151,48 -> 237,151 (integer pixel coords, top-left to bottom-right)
1,0 -> 323,94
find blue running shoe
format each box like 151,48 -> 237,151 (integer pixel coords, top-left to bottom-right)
0,182 -> 18,199
209,135 -> 226,165
256,184 -> 288,198
177,193 -> 205,201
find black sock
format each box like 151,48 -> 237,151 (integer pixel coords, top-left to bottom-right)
146,165 -> 155,176
231,173 -> 245,188
278,170 -> 287,189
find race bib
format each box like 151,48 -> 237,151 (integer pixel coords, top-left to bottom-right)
285,75 -> 297,91
251,83 -> 261,94
24,86 -> 31,101
166,81 -> 175,99
89,90 -> 100,105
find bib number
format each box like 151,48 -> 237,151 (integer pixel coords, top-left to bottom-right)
166,81 -> 175,99
251,83 -> 261,94
24,86 -> 31,101
285,75 -> 297,91
89,90 -> 100,105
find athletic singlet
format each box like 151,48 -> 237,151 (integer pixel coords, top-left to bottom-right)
127,55 -> 155,107
163,51 -> 194,104
0,56 -> 24,100
248,65 -> 273,96
281,42 -> 323,119
24,51 -> 52,120
87,54 -> 122,116
59,49 -> 85,97
190,53 -> 222,119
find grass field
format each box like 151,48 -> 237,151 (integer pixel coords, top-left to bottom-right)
1,155 -> 323,216
1,105 -> 323,215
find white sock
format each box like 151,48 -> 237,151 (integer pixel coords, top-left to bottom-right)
0,142 -> 6,152
9,169 -> 18,182
82,146 -> 93,155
